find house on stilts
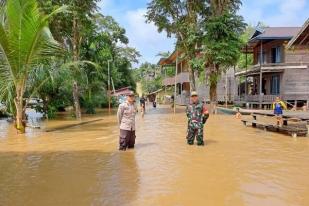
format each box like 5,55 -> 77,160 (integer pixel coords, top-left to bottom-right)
158,51 -> 237,105
235,19 -> 309,109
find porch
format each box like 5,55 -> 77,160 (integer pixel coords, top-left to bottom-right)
162,72 -> 190,105
235,63 -> 286,108
234,95 -> 278,108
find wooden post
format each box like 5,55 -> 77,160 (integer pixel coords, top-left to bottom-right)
180,61 -> 183,104
283,119 -> 288,126
164,66 -> 166,94
225,71 -> 228,108
108,59 -> 112,114
174,52 -> 178,114
259,40 -> 263,109
245,45 -> 248,96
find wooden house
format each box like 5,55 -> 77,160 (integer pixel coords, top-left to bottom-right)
158,51 -> 237,105
158,51 -> 191,105
235,19 -> 309,108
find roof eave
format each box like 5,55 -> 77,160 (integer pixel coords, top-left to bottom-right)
287,18 -> 309,49
249,36 -> 293,44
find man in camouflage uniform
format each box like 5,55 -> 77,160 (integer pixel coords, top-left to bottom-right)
186,91 -> 209,146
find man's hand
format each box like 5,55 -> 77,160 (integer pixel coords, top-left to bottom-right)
203,113 -> 209,124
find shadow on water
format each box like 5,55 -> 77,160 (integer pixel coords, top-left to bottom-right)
205,139 -> 218,145
0,150 -> 140,206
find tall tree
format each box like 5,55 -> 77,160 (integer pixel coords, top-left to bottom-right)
146,0 -> 210,91
38,0 -> 99,119
203,0 -> 245,112
0,0 -> 65,133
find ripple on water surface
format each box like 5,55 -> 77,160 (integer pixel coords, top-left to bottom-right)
0,106 -> 309,206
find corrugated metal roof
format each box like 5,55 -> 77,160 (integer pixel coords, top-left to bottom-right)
259,27 -> 301,38
250,27 -> 301,42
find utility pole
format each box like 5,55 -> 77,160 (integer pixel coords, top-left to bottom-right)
225,71 -> 228,108
108,59 -> 112,114
174,51 -> 178,114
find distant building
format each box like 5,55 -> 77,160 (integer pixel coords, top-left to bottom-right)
235,19 -> 309,108
158,51 -> 237,105
111,87 -> 132,97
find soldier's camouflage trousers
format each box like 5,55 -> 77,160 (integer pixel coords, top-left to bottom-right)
186,125 -> 204,145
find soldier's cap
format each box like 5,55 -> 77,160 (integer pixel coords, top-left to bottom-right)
190,91 -> 198,97
127,91 -> 135,96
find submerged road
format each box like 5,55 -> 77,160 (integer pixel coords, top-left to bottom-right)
0,105 -> 309,206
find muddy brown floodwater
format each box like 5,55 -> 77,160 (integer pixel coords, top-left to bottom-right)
1,106 -> 309,206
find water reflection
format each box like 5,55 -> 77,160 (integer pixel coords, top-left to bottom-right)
0,119 -> 9,138
0,151 -> 139,206
0,105 -> 309,206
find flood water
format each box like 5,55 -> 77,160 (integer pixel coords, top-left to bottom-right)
1,106 -> 309,206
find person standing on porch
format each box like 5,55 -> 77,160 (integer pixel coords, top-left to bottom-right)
272,96 -> 287,126
186,91 -> 209,146
117,91 -> 138,151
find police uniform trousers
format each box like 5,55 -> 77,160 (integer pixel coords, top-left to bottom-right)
119,129 -> 136,150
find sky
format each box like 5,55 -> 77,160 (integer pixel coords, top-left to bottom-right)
98,0 -> 309,67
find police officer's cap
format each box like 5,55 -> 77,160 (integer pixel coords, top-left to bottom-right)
127,91 -> 135,96
191,91 -> 198,97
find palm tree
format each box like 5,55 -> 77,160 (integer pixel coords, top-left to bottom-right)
0,0 -> 66,133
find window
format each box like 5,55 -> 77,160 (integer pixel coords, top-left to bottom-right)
271,46 -> 282,63
258,51 -> 267,64
270,75 -> 280,95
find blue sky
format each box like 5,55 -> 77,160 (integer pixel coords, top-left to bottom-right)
99,0 -> 309,67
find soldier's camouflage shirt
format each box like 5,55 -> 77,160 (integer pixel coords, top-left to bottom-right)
186,101 -> 205,129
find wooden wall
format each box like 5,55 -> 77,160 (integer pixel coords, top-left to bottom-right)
197,68 -> 236,102
286,49 -> 309,63
252,40 -> 309,64
281,67 -> 309,100
253,40 -> 287,64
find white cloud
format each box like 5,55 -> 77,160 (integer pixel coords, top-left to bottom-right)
279,0 -> 306,13
241,0 -> 309,27
265,0 -> 307,26
99,2 -> 175,66
125,8 -> 175,65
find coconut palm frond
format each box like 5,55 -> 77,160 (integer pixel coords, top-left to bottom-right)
0,0 -> 66,120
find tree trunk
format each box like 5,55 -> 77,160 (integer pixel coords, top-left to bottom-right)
72,14 -> 81,120
209,80 -> 217,114
73,81 -> 81,120
14,87 -> 25,133
42,97 -> 49,119
189,63 -> 196,91
209,64 -> 219,114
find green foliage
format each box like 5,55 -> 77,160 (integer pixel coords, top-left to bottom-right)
141,76 -> 162,94
133,62 -> 163,94
146,0 -> 245,103
203,12 -> 246,69
0,0 -> 140,124
0,0 -> 66,116
237,24 -> 255,70
189,57 -> 205,73
146,0 -> 211,89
